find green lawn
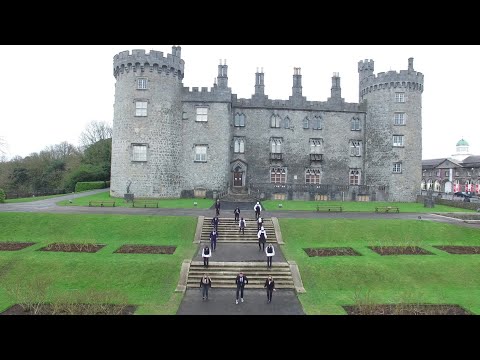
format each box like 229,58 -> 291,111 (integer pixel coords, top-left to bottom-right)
0,213 -> 198,315
56,191 -> 215,209
279,218 -> 480,315
4,194 -> 70,203
263,200 -> 475,212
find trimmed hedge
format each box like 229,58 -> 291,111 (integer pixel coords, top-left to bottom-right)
75,181 -> 110,193
0,188 -> 5,203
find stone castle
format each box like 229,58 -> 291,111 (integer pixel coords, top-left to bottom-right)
110,46 -> 424,202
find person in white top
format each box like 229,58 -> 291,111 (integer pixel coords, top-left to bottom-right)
265,243 -> 275,268
254,202 -> 262,220
257,226 -> 267,251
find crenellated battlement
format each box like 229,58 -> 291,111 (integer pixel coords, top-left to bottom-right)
113,47 -> 185,80
359,58 -> 424,97
232,96 -> 361,112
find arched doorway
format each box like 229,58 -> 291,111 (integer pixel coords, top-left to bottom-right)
234,166 -> 243,187
230,159 -> 247,190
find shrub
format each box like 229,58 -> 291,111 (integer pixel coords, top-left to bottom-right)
75,181 -> 107,192
0,188 -> 5,203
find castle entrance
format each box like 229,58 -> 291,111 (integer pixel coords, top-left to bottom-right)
233,171 -> 243,187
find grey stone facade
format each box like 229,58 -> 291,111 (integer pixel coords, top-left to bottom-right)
111,47 -> 424,202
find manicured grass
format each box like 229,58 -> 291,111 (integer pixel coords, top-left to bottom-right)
4,194 -> 69,203
0,213 -> 198,315
279,218 -> 480,315
263,200 -> 475,212
56,191 -> 214,209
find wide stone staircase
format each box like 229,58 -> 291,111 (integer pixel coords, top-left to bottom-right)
187,261 -> 295,289
186,216 -> 297,290
201,217 -> 277,244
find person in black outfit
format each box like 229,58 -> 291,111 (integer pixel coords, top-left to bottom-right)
215,199 -> 221,216
202,245 -> 211,267
239,217 -> 246,235
264,275 -> 275,303
211,216 -> 219,232
235,272 -> 248,304
209,230 -> 218,251
234,206 -> 241,222
200,274 -> 212,300
254,202 -> 262,220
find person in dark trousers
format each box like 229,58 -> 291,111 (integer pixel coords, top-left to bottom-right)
211,216 -> 219,232
215,199 -> 221,216
209,230 -> 218,251
254,202 -> 262,220
200,273 -> 212,300
239,217 -> 246,235
265,243 -> 275,268
235,271 -> 248,304
257,226 -> 267,251
257,216 -> 263,231
234,206 -> 241,222
202,245 -> 211,267
264,275 -> 276,303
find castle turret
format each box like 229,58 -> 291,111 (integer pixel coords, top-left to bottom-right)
111,47 -> 185,198
359,57 -> 424,201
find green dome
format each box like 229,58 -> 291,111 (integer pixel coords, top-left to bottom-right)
456,138 -> 469,146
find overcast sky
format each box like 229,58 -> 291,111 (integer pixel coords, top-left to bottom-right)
0,45 -> 478,160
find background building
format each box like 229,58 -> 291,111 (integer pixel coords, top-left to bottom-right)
110,47 -> 424,202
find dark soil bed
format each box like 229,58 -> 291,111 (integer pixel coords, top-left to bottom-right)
1,304 -> 136,315
343,304 -> 470,315
304,247 -> 361,257
0,242 -> 35,251
434,246 -> 480,254
369,246 -> 433,255
38,243 -> 105,253
114,245 -> 176,254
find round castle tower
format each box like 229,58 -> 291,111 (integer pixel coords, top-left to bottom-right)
358,58 -> 424,202
111,47 -> 184,198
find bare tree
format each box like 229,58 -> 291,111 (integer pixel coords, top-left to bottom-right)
0,136 -> 7,156
79,121 -> 112,149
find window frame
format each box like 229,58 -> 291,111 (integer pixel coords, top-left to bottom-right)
349,169 -> 361,186
305,168 -> 321,184
350,140 -> 362,157
393,135 -> 404,147
132,143 -> 148,162
234,113 -> 246,127
196,106 -> 209,122
270,167 -> 287,184
393,162 -> 402,173
351,117 -> 361,131
395,92 -> 405,103
394,112 -> 406,125
135,101 -> 148,117
234,137 -> 245,154
194,145 -> 208,162
137,78 -> 148,90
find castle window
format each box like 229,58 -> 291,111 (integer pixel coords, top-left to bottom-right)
350,140 -> 362,157
434,180 -> 441,192
303,117 -> 309,129
234,113 -> 246,127
234,137 -> 245,153
137,78 -> 148,90
351,117 -> 361,131
436,170 -> 441,177
271,138 -> 282,154
393,135 -> 404,147
194,145 -> 207,162
394,112 -> 406,125
271,114 -> 281,128
349,169 -> 361,185
395,92 -> 405,103
196,107 -> 208,122
312,116 -> 322,130
132,144 -> 147,162
305,169 -> 321,184
270,167 -> 286,183
283,116 -> 290,129
421,181 -> 426,190
310,138 -> 323,154
135,101 -> 148,117
393,162 -> 402,173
